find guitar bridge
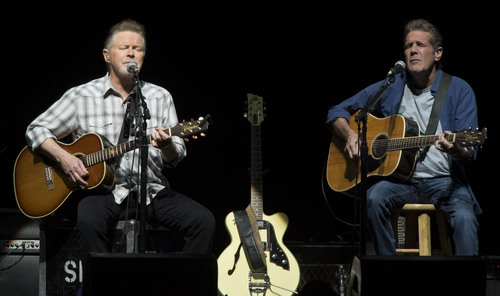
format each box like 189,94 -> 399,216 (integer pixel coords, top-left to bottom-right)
44,165 -> 55,191
248,271 -> 299,295
248,271 -> 269,295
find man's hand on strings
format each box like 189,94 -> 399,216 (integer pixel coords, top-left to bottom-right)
344,132 -> 359,159
59,152 -> 89,189
435,131 -> 455,154
151,127 -> 174,149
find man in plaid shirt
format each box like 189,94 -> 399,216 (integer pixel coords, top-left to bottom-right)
26,19 -> 215,257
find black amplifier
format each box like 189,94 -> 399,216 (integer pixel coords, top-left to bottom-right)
0,208 -> 40,255
0,208 -> 40,295
286,242 -> 358,294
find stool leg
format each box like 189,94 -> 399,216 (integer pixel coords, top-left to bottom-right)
418,213 -> 431,256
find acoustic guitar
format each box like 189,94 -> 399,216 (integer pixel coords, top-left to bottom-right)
217,94 -> 300,296
13,116 -> 210,221
326,110 -> 487,195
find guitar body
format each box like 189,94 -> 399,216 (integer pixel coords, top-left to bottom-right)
218,94 -> 299,295
327,111 -> 419,194
14,133 -> 114,220
13,117 -> 210,222
218,211 -> 300,296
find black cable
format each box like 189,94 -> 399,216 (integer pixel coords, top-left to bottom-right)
0,243 -> 26,271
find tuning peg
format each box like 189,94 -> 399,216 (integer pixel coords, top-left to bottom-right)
184,138 -> 189,142
192,135 -> 198,140
200,133 -> 206,137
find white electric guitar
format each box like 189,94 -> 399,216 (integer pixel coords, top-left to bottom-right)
217,94 -> 300,296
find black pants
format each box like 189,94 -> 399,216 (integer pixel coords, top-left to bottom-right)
76,188 -> 215,258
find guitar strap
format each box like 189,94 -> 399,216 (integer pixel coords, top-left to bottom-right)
419,72 -> 452,159
118,101 -> 133,143
113,101 -> 134,168
425,71 -> 452,136
233,205 -> 267,272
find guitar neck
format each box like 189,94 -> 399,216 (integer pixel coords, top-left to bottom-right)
250,125 -> 264,221
387,133 -> 454,151
78,116 -> 210,168
81,134 -> 154,167
246,93 -> 265,221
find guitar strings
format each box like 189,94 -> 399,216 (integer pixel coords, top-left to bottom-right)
367,135 -> 444,151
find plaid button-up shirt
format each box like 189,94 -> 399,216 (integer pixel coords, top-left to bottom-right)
26,74 -> 186,204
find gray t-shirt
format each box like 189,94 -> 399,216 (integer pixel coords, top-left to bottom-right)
398,83 -> 450,180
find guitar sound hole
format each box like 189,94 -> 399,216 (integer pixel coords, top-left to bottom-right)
372,135 -> 389,158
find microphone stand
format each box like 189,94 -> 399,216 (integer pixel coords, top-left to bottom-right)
131,70 -> 151,254
354,74 -> 396,255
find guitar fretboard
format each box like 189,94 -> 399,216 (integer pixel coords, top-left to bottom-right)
79,117 -> 210,168
250,125 -> 263,221
375,134 -> 454,151
81,135 -> 154,167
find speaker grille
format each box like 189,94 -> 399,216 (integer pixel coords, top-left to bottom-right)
0,255 -> 39,296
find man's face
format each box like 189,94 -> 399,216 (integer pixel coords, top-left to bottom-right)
103,31 -> 145,78
404,30 -> 442,76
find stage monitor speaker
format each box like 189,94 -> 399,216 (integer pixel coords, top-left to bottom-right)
83,252 -> 217,296
40,223 -> 82,296
486,255 -> 500,295
348,255 -> 486,296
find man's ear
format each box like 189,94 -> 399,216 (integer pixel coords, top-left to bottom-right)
434,46 -> 443,62
103,49 -> 111,63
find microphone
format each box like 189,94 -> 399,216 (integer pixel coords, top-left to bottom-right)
126,62 -> 139,74
387,60 -> 406,77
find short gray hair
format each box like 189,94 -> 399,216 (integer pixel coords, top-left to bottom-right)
104,19 -> 146,52
404,19 -> 443,52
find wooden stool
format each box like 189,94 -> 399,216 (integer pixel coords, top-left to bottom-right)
391,204 -> 452,256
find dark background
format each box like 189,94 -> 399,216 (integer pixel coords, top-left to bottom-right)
2,2 -> 498,257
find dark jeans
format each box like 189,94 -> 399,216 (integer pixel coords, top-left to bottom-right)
76,188 -> 216,259
366,176 -> 479,256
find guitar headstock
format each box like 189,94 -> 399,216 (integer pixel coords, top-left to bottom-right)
455,128 -> 487,149
244,93 -> 266,126
172,114 -> 211,141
